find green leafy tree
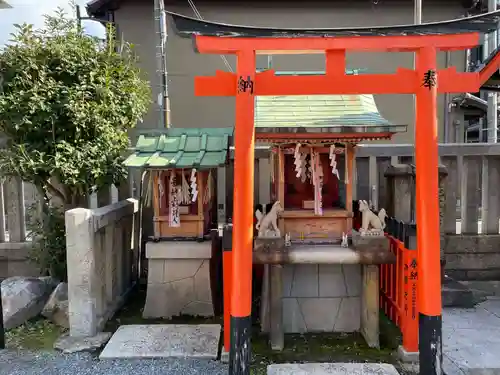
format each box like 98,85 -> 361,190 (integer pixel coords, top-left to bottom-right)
0,8 -> 151,210
0,8 -> 151,280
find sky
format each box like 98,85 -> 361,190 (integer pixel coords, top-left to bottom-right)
0,0 -> 105,47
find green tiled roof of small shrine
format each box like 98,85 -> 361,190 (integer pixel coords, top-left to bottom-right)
124,127 -> 233,168
255,94 -> 395,130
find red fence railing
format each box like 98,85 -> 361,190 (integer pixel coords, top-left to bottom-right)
380,219 -> 418,353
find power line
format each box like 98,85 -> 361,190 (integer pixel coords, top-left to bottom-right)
186,0 -> 234,73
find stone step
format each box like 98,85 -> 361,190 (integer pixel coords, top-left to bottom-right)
99,324 -> 221,359
267,363 -> 400,375
442,276 -> 486,308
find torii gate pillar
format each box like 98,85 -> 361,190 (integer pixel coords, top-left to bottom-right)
230,50 -> 256,375
414,46 -> 442,373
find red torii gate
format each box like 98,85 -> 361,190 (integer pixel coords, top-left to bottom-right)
169,10 -> 500,375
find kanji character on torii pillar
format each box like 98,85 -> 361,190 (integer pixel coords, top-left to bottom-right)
168,10 -> 500,375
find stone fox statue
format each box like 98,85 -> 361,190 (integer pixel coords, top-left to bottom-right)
358,199 -> 387,232
255,201 -> 283,237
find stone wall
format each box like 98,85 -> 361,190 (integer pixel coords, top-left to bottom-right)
0,242 -> 40,280
65,198 -> 139,337
443,235 -> 500,281
142,241 -> 214,318
281,264 -> 361,333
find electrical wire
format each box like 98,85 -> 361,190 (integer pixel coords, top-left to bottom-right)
186,0 -> 234,72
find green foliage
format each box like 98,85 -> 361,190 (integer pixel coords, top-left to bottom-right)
0,7 -> 151,208
26,202 -> 67,281
6,317 -> 66,350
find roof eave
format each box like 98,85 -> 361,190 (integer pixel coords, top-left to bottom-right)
86,0 -> 122,18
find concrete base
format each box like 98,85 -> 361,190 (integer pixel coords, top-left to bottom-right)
99,324 -> 221,359
263,264 -> 361,333
267,363 -> 400,375
143,241 -> 214,318
397,345 -> 419,363
54,332 -> 112,353
221,350 -> 229,363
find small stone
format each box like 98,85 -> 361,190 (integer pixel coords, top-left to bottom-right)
42,282 -> 69,328
1,276 -> 58,329
54,332 -> 112,353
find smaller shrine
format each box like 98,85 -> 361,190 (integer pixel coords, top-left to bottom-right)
124,127 -> 233,318
253,87 -> 406,350
254,91 -> 405,242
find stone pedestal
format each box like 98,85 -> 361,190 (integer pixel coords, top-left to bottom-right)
142,241 -> 214,318
261,264 -> 362,334
351,230 -> 390,252
361,265 -> 379,348
385,163 -> 448,258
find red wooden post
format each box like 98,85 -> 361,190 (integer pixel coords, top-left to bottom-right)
230,50 -> 256,375
415,47 -> 442,375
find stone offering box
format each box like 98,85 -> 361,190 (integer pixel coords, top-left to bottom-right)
124,127 -> 233,318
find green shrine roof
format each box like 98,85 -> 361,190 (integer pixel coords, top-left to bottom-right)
255,94 -> 399,132
124,128 -> 233,169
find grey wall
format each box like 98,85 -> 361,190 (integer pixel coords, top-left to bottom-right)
113,0 -> 468,145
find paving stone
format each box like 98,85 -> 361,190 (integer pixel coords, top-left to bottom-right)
54,332 -> 112,353
443,299 -> 500,374
99,324 -> 221,359
267,363 -> 400,375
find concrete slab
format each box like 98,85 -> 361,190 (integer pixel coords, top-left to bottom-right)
54,332 -> 112,353
444,299 -> 500,375
267,363 -> 400,375
99,324 -> 221,360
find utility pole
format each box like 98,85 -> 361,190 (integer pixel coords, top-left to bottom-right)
154,0 -> 170,128
487,0 -> 498,143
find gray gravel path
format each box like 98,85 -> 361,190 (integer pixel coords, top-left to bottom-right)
0,351 -> 228,375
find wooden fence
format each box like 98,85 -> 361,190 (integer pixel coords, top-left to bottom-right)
354,143 -> 500,281
355,143 -> 500,235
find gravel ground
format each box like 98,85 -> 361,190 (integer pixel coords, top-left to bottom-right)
0,351 -> 229,375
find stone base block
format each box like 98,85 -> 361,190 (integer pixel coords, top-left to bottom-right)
221,350 -> 230,363
143,241 -> 214,318
397,345 -> 419,363
351,230 -> 390,252
264,264 -> 362,333
267,363 -> 400,375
